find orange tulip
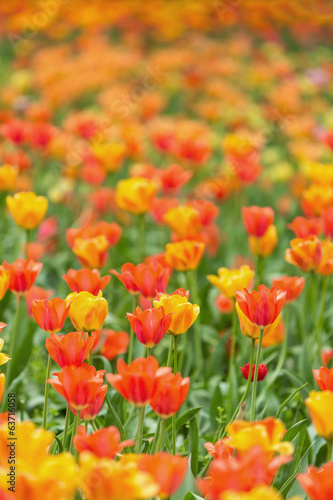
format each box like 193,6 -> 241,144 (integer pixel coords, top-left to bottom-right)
235,285 -> 286,329
3,259 -> 43,293
24,285 -> 53,315
48,363 -> 106,411
204,438 -> 234,460
272,275 -> 305,303
66,221 -> 122,248
99,329 -> 130,360
115,177 -> 157,214
298,463 -> 333,500
150,371 -> 190,418
6,191 -> 48,230
313,367 -> 333,391
63,268 -> 111,295
32,297 -> 71,333
106,357 -> 170,407
66,290 -> 108,332
0,266 -> 10,300
127,306 -> 173,348
165,239 -> 206,271
73,235 -> 109,269
317,239 -> 333,276
164,205 -> 202,239
138,452 -> 188,499
75,384 -> 108,421
248,225 -> 278,257
288,216 -> 322,238
74,425 -> 134,458
110,261 -> 170,299
285,235 -> 322,272
242,206 -> 274,238
46,331 -> 95,368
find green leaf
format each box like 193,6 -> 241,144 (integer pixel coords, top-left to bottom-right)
190,416 -> 199,477
275,383 -> 307,418
167,407 -> 202,432
9,323 -> 37,384
209,383 -> 223,432
182,493 -> 204,500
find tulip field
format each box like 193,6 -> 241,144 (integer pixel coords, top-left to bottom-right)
1,2 -> 333,499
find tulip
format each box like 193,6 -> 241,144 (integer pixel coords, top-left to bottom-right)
204,438 -> 234,460
298,462 -> 333,500
79,453 -> 159,500
322,207 -> 333,238
6,191 -> 48,230
158,163 -> 193,195
288,216 -> 322,238
0,338 -> 10,366
164,239 -> 206,271
240,363 -> 268,382
226,418 -> 294,458
3,259 -> 43,293
72,235 -> 109,269
301,184 -> 333,217
221,487 -> 293,500
127,306 -> 173,349
322,348 -> 333,367
66,221 -> 122,248
66,290 -> 108,332
138,452 -> 188,498
153,292 -> 199,335
317,239 -> 333,276
111,261 -> 170,299
115,177 -> 157,214
46,331 -> 95,367
272,275 -> 305,303
207,265 -> 254,298
285,235 -> 322,272
164,205 -> 202,239
306,390 -> 333,440
32,297 -> 71,333
106,357 -> 169,407
313,367 -> 333,391
215,293 -> 234,314
150,371 -> 190,419
0,266 -> 10,300
248,225 -> 278,257
25,285 -> 53,315
99,329 -> 130,360
0,373 -> 5,404
236,285 -> 286,329
0,164 -> 18,192
63,268 -> 111,295
74,425 -> 134,459
48,363 -> 106,411
242,206 -> 274,238
75,384 -> 108,421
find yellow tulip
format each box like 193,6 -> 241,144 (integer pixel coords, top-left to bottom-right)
165,240 -> 205,271
6,191 -> 48,230
207,265 -> 254,298
0,266 -> 10,300
0,373 -> 5,405
66,290 -> 108,332
222,486 -> 301,500
306,390 -> 333,440
164,205 -> 201,239
0,339 -> 10,366
0,164 -> 18,192
115,177 -> 157,215
153,293 -> 199,335
249,224 -> 278,257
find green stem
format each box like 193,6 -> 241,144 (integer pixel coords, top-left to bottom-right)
167,335 -> 173,367
171,335 -> 178,455
156,419 -> 165,453
311,272 -> 321,359
227,302 -> 237,416
188,269 -> 203,372
70,411 -> 80,455
62,404 -> 70,449
138,214 -> 146,263
250,329 -> 264,422
91,420 -> 98,432
255,254 -> 264,286
318,275 -> 329,336
88,336 -> 93,365
327,440 -> 332,462
135,406 -> 145,454
147,347 -> 151,357
127,295 -> 138,364
269,304 -> 290,387
174,336 -> 178,373
42,354 -> 52,429
25,229 -> 31,259
5,295 -> 24,390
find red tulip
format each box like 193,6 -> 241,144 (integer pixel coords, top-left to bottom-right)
288,216 -> 322,238
3,259 -> 43,293
46,331 -> 95,367
74,425 -> 134,458
32,297 -> 71,333
127,306 -> 173,348
99,329 -> 130,360
298,462 -> 333,500
240,363 -> 268,382
272,276 -> 305,303
322,207 -> 333,239
150,371 -> 190,419
235,285 -> 286,329
313,367 -> 333,391
242,206 -> 274,238
110,261 -> 170,299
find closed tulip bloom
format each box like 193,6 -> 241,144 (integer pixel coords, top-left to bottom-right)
66,291 -> 108,332
63,268 -> 111,295
115,177 -> 157,214
32,297 -> 71,333
316,239 -> 333,276
46,331 -> 95,367
313,367 -> 333,391
0,164 -> 18,191
0,373 -> 5,404
127,306 -> 173,348
207,265 -> 254,298
73,235 -> 109,269
226,418 -> 294,458
153,292 -> 199,335
240,363 -> 268,381
6,191 -> 48,229
272,275 -> 305,303
165,239 -> 205,271
164,205 -> 202,238
242,206 -> 274,237
306,391 -> 333,440
249,225 -> 278,257
77,384 -> 108,421
100,329 -> 130,360
111,261 -> 170,299
79,453 -> 159,500
298,463 -> 333,500
106,357 -> 170,407
235,285 -> 286,329
74,425 -> 134,458
0,266 -> 10,300
322,207 -> 333,238
48,363 -> 106,411
3,259 -> 43,293
150,371 -> 190,418
285,236 -> 322,272
66,221 -> 122,248
288,216 -> 322,238
138,452 -> 188,499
